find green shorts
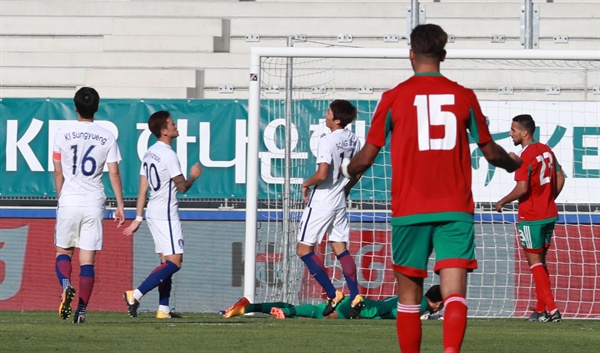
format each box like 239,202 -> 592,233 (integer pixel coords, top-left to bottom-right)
391,221 -> 477,278
517,220 -> 555,253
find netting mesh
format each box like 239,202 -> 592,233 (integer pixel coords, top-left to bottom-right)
251,53 -> 599,318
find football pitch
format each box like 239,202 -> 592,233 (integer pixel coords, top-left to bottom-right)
1,311 -> 599,352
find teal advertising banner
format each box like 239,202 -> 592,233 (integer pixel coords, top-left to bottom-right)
1,99 -> 598,203
0,99 -> 378,200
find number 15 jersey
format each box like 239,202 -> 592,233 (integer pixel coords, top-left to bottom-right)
366,73 -> 493,224
141,141 -> 183,221
53,121 -> 121,208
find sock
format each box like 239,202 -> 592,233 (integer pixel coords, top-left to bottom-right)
158,305 -> 170,314
247,302 -> 294,314
337,250 -> 359,300
396,303 -> 422,353
137,261 -> 180,297
158,274 -> 172,307
443,294 -> 468,353
300,252 -> 336,299
291,304 -> 325,318
531,263 -> 557,313
55,254 -> 72,291
77,265 -> 95,313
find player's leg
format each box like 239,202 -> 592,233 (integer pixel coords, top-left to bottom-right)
519,221 -> 560,321
392,223 -> 432,353
124,219 -> 182,317
54,206 -> 81,320
297,207 -> 340,308
72,207 -> 104,323
329,208 -> 362,318
433,221 -> 477,353
55,247 -> 75,320
156,254 -> 174,318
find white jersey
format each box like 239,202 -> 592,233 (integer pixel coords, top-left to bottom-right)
142,141 -> 183,221
308,128 -> 361,210
53,121 -> 121,208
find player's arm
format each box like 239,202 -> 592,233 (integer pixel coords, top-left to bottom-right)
301,162 -> 329,203
343,142 -> 380,178
107,161 -> 125,227
52,159 -> 64,197
478,140 -> 522,173
172,162 -> 202,193
123,175 -> 149,236
555,163 -> 566,199
495,180 -> 528,212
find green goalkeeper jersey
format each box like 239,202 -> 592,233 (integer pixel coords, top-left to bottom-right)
282,296 -> 428,319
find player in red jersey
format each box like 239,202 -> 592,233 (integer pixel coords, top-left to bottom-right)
496,114 -> 566,322
341,24 -> 522,352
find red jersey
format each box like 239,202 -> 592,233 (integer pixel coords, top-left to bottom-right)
366,73 -> 493,225
515,142 -> 561,222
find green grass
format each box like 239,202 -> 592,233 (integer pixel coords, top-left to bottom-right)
1,311 -> 598,352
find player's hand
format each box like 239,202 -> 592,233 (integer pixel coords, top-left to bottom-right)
301,184 -> 311,203
495,201 -> 504,213
190,162 -> 202,180
123,220 -> 141,236
114,207 -> 125,228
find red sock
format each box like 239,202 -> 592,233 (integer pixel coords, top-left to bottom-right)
531,263 -> 546,312
443,294 -> 468,353
531,263 -> 557,313
396,304 -> 421,353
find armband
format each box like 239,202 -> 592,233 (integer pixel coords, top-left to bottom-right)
341,157 -> 352,179
135,215 -> 144,222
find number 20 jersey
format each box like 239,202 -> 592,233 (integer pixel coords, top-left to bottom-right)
366,73 -> 493,224
53,121 -> 121,208
141,141 -> 183,221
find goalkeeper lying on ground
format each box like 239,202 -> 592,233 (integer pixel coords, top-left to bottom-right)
222,285 -> 443,320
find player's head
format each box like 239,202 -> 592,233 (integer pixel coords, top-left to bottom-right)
148,110 -> 176,138
74,87 -> 100,119
328,100 -> 357,128
510,114 -> 536,146
424,285 -> 444,313
410,24 -> 447,63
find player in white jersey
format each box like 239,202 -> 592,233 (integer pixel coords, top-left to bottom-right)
296,100 -> 364,319
53,87 -> 125,324
122,110 -> 202,319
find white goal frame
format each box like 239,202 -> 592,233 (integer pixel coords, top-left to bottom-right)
244,47 -> 600,305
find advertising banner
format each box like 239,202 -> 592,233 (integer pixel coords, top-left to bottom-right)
1,99 -> 598,202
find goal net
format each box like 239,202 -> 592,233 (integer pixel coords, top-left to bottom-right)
245,47 -> 599,319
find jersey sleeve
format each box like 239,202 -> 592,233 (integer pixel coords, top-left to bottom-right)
366,93 -> 393,148
52,128 -> 63,159
165,151 -> 184,179
465,90 -> 493,145
514,148 -> 532,181
315,136 -> 334,165
106,137 -> 122,164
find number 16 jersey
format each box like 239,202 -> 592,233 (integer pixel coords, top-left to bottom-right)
141,141 -> 183,221
53,121 -> 121,208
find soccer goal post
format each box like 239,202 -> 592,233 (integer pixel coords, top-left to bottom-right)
245,47 -> 599,318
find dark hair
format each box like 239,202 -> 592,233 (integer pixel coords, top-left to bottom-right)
148,110 -> 171,138
512,114 -> 536,135
410,24 -> 447,61
424,285 -> 442,303
329,100 -> 357,128
74,87 -> 100,119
